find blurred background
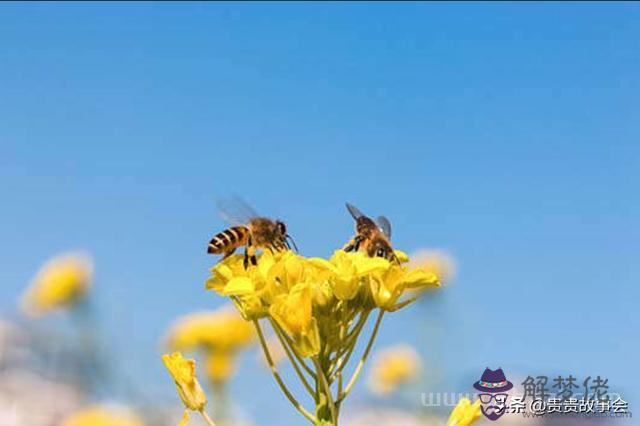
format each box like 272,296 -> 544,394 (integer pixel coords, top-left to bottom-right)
0,2 -> 638,425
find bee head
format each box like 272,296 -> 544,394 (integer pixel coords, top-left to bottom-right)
275,220 -> 287,236
370,238 -> 395,261
275,220 -> 298,252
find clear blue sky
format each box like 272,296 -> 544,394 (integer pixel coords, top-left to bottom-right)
1,2 -> 638,424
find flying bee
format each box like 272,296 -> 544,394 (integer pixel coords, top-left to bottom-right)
207,198 -> 298,268
343,202 -> 398,263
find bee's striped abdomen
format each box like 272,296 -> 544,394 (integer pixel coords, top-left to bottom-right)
207,226 -> 249,254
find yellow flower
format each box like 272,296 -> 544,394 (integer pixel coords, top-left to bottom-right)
368,344 -> 421,395
206,251 -> 282,319
312,250 -> 439,310
162,352 -> 207,411
165,307 -> 254,386
205,250 -> 440,359
394,250 -> 410,263
366,257 -> 440,310
205,246 -> 444,424
179,410 -> 190,426
205,350 -> 236,384
165,306 -> 254,352
447,398 -> 482,426
310,251 -> 387,301
63,405 -> 143,426
409,249 -> 456,283
21,252 -> 92,317
269,283 -> 320,357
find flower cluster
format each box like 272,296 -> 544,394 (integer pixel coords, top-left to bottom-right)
368,344 -> 422,396
62,405 -> 144,426
207,250 -> 438,358
21,252 -> 92,317
165,307 -> 255,384
206,249 -> 440,425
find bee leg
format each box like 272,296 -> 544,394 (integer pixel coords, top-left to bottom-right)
343,237 -> 357,252
246,240 -> 258,267
243,250 -> 258,267
243,236 -> 255,269
345,236 -> 364,252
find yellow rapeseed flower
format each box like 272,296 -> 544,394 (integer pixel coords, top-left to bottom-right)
207,250 -> 439,322
206,250 -> 440,361
62,405 -> 144,426
269,283 -> 321,357
447,398 -> 482,426
205,246 -> 442,424
204,350 -> 236,384
409,249 -> 456,283
165,306 -> 254,352
368,344 -> 421,395
308,251 -> 388,301
179,410 -> 190,426
21,252 -> 92,317
162,352 -> 207,412
165,306 -> 254,386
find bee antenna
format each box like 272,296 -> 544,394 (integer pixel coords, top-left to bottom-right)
286,234 -> 299,252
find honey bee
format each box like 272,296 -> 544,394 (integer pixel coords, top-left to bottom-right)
343,202 -> 398,263
207,198 -> 297,268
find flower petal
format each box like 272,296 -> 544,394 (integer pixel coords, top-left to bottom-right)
222,277 -> 255,296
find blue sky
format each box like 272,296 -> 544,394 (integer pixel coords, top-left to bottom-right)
1,2 -> 638,424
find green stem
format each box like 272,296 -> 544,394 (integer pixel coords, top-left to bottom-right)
253,319 -> 317,424
200,409 -> 217,426
269,319 -> 316,396
313,357 -> 337,424
329,311 -> 370,381
337,310 -> 384,404
270,318 -> 317,378
211,381 -> 229,423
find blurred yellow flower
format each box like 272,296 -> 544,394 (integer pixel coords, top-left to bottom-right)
166,306 -> 254,352
179,410 -> 190,426
368,344 -> 421,395
162,352 -> 207,412
204,351 -> 235,384
63,405 -> 143,426
21,252 -> 92,317
409,249 -> 456,283
447,397 -> 482,426
165,306 -> 254,387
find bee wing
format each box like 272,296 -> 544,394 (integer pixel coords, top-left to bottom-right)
376,215 -> 392,239
345,202 -> 365,220
216,196 -> 259,226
